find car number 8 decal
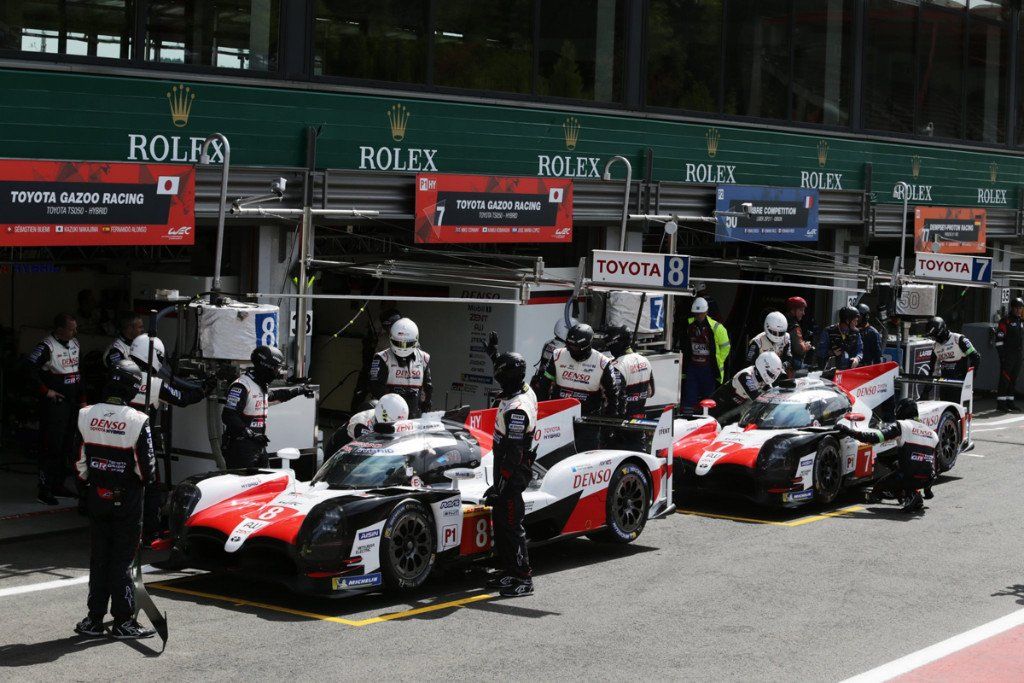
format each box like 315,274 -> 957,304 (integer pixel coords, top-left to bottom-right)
258,506 -> 286,521
475,518 -> 489,548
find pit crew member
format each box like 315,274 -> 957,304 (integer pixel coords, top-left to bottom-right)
103,313 -> 144,369
73,359 -> 158,640
745,311 -> 793,374
995,297 -> 1023,412
924,316 -> 981,402
786,296 -> 813,370
606,325 -> 654,418
817,306 -> 863,370
707,351 -> 784,421
683,297 -> 722,409
530,317 -> 575,392
368,317 -> 433,418
857,303 -> 884,366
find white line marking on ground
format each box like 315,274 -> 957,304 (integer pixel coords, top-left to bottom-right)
840,607 -> 1024,683
0,565 -> 158,599
972,425 -> 1024,433
973,416 -> 1024,427
965,453 -> 986,457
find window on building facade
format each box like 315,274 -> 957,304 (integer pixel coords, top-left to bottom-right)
863,0 -> 918,134
145,0 -> 279,71
791,0 -> 853,126
312,0 -> 428,83
433,0 -> 533,94
1,0 -> 132,59
645,0 -> 722,112
721,0 -> 790,120
537,0 -> 625,102
966,13 -> 1007,143
917,5 -> 965,138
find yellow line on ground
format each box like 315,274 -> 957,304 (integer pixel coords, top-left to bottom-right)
147,581 -> 495,628
676,504 -> 863,527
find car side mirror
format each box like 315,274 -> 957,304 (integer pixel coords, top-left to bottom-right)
699,399 -> 716,417
277,447 -> 301,461
844,413 -> 865,422
444,467 -> 476,481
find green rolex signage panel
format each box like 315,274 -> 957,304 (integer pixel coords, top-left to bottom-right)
0,68 -> 1020,209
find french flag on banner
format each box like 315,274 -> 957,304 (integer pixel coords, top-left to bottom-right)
804,195 -> 815,209
156,176 -> 180,195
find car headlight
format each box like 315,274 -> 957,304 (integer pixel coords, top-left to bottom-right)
167,484 -> 201,536
757,437 -> 799,475
298,505 -> 350,566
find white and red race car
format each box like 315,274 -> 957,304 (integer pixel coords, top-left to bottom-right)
671,361 -> 972,507
165,399 -> 675,595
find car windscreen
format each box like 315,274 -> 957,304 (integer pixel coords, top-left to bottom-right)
740,389 -> 850,429
312,444 -> 410,489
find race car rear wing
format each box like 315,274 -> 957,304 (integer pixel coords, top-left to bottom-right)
575,407 -> 675,518
897,369 -> 974,447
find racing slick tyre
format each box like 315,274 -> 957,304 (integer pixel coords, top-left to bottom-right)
590,462 -> 651,544
935,410 -> 961,474
380,501 -> 436,591
812,437 -> 844,505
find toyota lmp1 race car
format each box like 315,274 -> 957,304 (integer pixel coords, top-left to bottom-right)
671,361 -> 972,508
165,399 -> 674,595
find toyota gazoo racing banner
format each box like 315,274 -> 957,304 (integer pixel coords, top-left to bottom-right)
0,160 -> 195,246
913,206 -> 986,255
414,174 -> 572,243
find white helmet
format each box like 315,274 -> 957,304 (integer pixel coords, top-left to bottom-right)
389,318 -> 419,358
764,311 -> 788,344
554,317 -> 577,342
755,351 -> 784,386
374,393 -> 409,425
691,297 -> 709,314
129,334 -> 166,373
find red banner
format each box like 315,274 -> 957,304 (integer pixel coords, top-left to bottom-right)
414,174 -> 573,244
913,206 -> 986,255
0,159 -> 195,246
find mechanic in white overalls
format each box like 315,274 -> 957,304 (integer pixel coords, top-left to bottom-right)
530,316 -> 576,392
923,316 -> 981,403
368,317 -> 433,418
708,351 -> 784,422
745,311 -> 793,375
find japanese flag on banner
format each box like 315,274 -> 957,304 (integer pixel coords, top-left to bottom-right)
156,176 -> 181,195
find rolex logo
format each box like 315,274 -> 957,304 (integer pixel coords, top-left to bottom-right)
166,84 -> 196,128
706,128 -> 720,158
387,104 -> 410,142
817,140 -> 829,168
911,155 -> 921,179
990,162 -> 998,183
563,116 -> 581,151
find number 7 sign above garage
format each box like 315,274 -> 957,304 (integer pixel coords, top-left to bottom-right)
591,250 -> 690,291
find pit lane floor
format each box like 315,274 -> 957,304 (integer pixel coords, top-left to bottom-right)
1,409 -> 1022,681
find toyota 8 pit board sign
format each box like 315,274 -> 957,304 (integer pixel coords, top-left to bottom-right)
414,173 -> 572,244
0,159 -> 195,246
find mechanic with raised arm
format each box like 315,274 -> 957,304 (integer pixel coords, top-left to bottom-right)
606,325 -> 654,418
745,311 -> 793,374
836,398 -> 937,513
222,346 -> 312,469
857,303 -> 884,366
482,346 -> 537,598
73,360 -> 158,640
817,306 -> 863,370
103,312 -> 144,369
530,317 -> 575,392
923,316 -> 981,402
683,297 -> 722,409
25,312 -> 82,505
708,351 -> 784,421
995,297 -> 1023,412
786,296 -> 814,370
367,317 -> 433,418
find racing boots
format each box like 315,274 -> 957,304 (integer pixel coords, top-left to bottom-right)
109,619 -> 156,640
73,616 -> 105,637
499,577 -> 534,598
37,487 -> 58,506
485,574 -> 518,590
901,491 -> 925,513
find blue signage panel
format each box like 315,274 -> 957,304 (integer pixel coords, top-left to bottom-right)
715,185 -> 820,243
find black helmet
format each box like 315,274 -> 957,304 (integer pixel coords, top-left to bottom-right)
895,397 -> 918,420
1011,297 -> 1024,310
251,345 -> 285,383
106,359 -> 143,402
923,316 -> 949,343
565,323 -> 594,362
856,303 -> 871,325
380,307 -> 402,332
605,325 -> 631,358
838,306 -> 860,325
492,352 -> 527,396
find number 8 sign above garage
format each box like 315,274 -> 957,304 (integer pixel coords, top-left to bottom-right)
591,249 -> 690,290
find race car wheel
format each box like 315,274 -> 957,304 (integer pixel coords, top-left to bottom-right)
591,463 -> 650,544
380,502 -> 436,591
935,410 -> 961,473
813,438 -> 843,505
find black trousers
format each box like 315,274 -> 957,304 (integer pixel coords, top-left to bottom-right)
998,355 -> 1021,403
224,438 -> 267,469
39,397 -> 77,490
492,457 -> 532,580
87,491 -> 142,621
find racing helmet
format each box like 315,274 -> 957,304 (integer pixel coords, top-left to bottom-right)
786,296 -> 808,311
764,311 -> 788,344
565,323 -> 595,362
553,317 -> 577,342
251,345 -> 285,383
856,303 -> 871,324
691,297 -> 709,315
390,318 -> 419,358
895,397 -> 919,420
106,359 -> 144,402
493,352 -> 528,395
129,334 -> 166,374
923,316 -> 949,343
754,351 -> 784,386
374,393 -> 409,426
605,325 -> 631,358
1011,297 -> 1024,311
838,306 -> 860,326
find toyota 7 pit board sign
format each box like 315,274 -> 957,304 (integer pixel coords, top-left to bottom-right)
0,159 -> 195,246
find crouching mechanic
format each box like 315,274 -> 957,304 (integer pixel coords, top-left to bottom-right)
923,316 -> 981,402
708,351 -> 784,422
836,398 -> 937,513
73,360 -> 157,640
368,317 -> 433,418
222,346 -> 313,469
482,350 -> 537,598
